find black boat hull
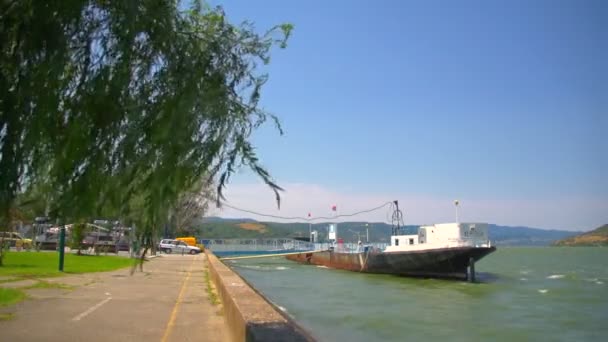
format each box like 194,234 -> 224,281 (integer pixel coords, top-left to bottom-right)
286,246 -> 496,280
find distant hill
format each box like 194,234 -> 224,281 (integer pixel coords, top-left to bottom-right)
552,224 -> 608,246
488,225 -> 577,246
196,218 -> 578,246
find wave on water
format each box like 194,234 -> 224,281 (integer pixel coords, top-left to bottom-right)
234,264 -> 292,271
316,265 -> 329,269
547,274 -> 565,279
538,289 -> 548,294
520,277 -> 528,281
584,278 -> 604,285
235,265 -> 262,270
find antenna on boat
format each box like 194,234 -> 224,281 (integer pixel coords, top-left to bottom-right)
391,200 -> 403,235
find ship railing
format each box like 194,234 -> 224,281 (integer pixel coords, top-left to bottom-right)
312,242 -> 388,253
443,239 -> 493,248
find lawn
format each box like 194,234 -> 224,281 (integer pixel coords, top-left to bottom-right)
0,252 -> 134,278
0,288 -> 26,307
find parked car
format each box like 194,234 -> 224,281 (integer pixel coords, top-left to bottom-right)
158,239 -> 201,254
0,231 -> 33,248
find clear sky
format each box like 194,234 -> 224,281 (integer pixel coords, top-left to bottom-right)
210,0 -> 607,231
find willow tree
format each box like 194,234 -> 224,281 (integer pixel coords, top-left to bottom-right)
0,1 -> 290,265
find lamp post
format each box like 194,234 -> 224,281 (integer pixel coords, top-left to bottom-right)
454,200 -> 460,223
58,226 -> 65,272
365,223 -> 370,243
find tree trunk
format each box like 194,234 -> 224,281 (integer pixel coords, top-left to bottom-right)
130,246 -> 149,275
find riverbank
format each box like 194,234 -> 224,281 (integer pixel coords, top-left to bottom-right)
206,250 -> 315,341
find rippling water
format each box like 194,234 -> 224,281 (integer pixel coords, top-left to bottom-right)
228,247 -> 608,341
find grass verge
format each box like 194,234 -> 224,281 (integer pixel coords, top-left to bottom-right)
0,288 -> 26,307
0,252 -> 134,278
0,312 -> 15,321
0,278 -> 18,284
23,280 -> 74,290
204,269 -> 220,305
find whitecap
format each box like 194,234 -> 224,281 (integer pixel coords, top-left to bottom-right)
238,265 -> 262,270
596,281 -> 604,285
520,278 -> 528,281
278,306 -> 288,312
538,289 -> 548,294
316,265 -> 329,269
547,274 -> 565,279
520,270 -> 530,275
275,266 -> 289,270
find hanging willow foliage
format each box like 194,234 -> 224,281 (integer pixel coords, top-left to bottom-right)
0,1 -> 291,242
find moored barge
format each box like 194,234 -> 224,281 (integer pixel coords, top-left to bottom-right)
286,220 -> 496,281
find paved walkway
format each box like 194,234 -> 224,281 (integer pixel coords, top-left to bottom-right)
0,254 -> 230,342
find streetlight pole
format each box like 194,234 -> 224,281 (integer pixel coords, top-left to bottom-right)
454,200 -> 460,223
58,226 -> 65,272
365,223 -> 369,243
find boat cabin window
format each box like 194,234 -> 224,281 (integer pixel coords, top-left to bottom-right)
409,238 -> 414,245
395,239 -> 399,246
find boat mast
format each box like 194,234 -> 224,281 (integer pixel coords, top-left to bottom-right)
391,200 -> 403,235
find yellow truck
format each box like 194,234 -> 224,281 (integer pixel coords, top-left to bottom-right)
175,236 -> 196,246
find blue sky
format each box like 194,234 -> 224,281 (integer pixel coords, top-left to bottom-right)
211,0 -> 607,230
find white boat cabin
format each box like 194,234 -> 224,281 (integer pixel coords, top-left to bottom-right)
384,223 -> 491,253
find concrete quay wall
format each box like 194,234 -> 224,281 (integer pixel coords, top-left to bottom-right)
205,250 -> 316,342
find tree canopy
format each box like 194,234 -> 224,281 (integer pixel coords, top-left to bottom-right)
0,1 -> 290,243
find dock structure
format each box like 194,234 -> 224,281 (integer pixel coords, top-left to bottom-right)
219,250 -> 326,261
203,238 -> 389,258
202,238 -> 314,257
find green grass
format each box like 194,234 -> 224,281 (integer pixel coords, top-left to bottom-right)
203,269 -> 220,305
0,278 -> 18,284
23,280 -> 74,290
0,252 -> 134,278
0,312 -> 16,321
0,288 -> 26,307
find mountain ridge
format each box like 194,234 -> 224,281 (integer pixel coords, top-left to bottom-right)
197,217 -> 579,246
552,224 -> 608,246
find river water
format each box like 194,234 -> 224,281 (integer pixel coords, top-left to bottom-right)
227,247 -> 608,341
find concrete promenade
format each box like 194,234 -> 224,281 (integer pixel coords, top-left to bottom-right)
0,254 -> 230,342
